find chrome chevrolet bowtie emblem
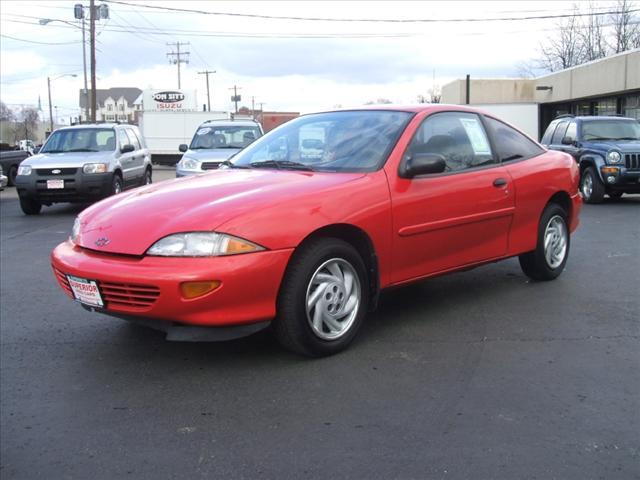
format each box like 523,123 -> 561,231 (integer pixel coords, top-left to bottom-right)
52,169 -> 61,174
95,237 -> 110,247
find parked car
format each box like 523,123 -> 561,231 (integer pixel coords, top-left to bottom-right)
15,123 -> 152,215
541,115 -> 640,203
52,106 -> 581,356
0,165 -> 7,191
0,149 -> 31,186
175,119 -> 263,177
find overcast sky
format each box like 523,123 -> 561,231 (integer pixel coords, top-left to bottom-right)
0,0 -> 621,121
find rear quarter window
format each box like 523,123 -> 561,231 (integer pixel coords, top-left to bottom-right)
485,117 -> 544,162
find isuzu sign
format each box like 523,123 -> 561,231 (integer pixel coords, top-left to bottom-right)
142,89 -> 197,112
152,91 -> 185,103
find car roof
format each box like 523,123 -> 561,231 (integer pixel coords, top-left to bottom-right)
200,119 -> 261,127
552,115 -> 636,122
54,123 -> 134,131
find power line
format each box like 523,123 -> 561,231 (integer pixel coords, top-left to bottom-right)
102,0 -> 639,24
0,33 -> 83,45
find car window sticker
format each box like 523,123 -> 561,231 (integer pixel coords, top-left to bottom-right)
460,117 -> 492,155
197,128 -> 211,135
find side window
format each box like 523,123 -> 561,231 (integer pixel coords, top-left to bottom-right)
551,121 -> 569,145
564,121 -> 577,142
117,129 -> 129,151
125,128 -> 141,150
541,121 -> 557,145
407,112 -> 495,172
485,117 -> 545,162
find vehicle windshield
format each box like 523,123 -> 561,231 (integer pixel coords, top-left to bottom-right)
189,125 -> 262,150
581,120 -> 640,140
40,128 -> 116,153
229,110 -> 414,172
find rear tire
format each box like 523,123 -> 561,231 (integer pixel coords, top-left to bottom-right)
580,167 -> 605,204
141,167 -> 152,186
19,197 -> 42,215
273,237 -> 369,357
519,203 -> 570,281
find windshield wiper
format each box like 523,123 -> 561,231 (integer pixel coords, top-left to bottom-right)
67,148 -> 99,152
250,160 -> 314,171
42,149 -> 63,153
583,136 -> 613,141
218,160 -> 249,169
613,137 -> 638,140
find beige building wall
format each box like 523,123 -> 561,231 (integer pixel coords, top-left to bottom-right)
441,49 -> 640,105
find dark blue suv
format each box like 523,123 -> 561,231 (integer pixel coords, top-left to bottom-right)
542,115 -> 640,203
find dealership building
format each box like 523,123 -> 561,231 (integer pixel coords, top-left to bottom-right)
441,49 -> 640,140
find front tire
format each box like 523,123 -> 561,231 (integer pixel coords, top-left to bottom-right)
19,197 -> 42,215
8,165 -> 17,186
519,203 -> 570,281
274,237 -> 369,357
580,167 -> 605,204
111,173 -> 123,196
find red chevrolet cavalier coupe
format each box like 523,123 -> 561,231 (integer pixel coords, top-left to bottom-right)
52,105 -> 581,356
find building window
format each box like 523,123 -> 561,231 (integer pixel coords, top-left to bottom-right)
118,103 -> 125,111
106,104 -> 113,112
105,115 -> 115,121
594,97 -> 616,116
623,94 -> 640,120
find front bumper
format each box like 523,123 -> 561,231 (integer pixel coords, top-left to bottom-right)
15,170 -> 113,203
601,167 -> 640,193
51,240 -> 293,328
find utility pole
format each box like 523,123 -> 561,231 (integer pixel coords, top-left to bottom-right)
251,96 -> 255,118
197,70 -> 215,111
81,16 -> 88,121
89,0 -> 97,122
166,42 -> 190,89
47,76 -> 54,132
229,85 -> 242,114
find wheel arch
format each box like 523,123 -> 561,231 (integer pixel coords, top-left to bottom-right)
294,223 -> 380,311
578,154 -> 604,181
546,191 -> 572,224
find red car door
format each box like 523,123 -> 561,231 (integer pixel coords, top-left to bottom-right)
386,111 -> 515,284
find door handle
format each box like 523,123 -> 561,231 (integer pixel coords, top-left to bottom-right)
493,178 -> 508,187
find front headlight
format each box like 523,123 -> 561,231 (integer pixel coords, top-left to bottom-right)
179,157 -> 200,170
607,151 -> 621,163
71,217 -> 81,242
83,163 -> 108,174
146,232 -> 265,257
17,165 -> 32,176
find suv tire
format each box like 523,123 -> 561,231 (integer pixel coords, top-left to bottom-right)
111,173 -> 123,196
19,197 -> 42,215
141,167 -> 152,186
519,203 -> 570,281
580,166 -> 605,204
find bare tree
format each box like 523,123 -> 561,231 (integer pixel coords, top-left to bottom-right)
428,85 -> 442,104
364,98 -> 393,105
580,2 -> 608,61
0,101 -> 15,122
609,0 -> 640,52
538,7 -> 585,72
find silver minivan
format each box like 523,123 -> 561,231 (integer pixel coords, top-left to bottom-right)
14,123 -> 152,215
176,119 -> 263,177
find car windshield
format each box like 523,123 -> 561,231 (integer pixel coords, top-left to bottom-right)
581,120 -> 640,140
189,125 -> 262,150
40,128 -> 116,153
229,110 -> 414,173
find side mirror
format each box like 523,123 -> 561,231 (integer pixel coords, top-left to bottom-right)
179,144 -> 188,153
400,153 -> 447,178
561,136 -> 574,146
33,146 -> 41,154
121,144 -> 135,154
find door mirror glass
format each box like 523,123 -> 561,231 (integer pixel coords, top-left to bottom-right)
400,153 -> 447,178
561,136 -> 574,146
178,144 -> 188,153
120,144 -> 135,154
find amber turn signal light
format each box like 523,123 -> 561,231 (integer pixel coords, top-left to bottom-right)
601,166 -> 619,174
180,281 -> 221,299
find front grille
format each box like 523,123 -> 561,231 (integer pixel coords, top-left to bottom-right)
624,153 -> 640,171
52,267 -> 74,298
36,168 -> 78,176
201,162 -> 221,170
98,281 -> 160,310
52,266 -> 160,310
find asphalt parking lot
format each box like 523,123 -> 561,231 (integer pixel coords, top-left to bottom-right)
1,167 -> 638,480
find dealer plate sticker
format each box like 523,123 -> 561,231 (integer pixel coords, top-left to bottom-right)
67,275 -> 104,307
47,179 -> 64,189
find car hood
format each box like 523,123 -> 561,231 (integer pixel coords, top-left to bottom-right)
77,169 -> 365,255
22,151 -> 114,168
184,148 -> 241,161
583,140 -> 640,152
